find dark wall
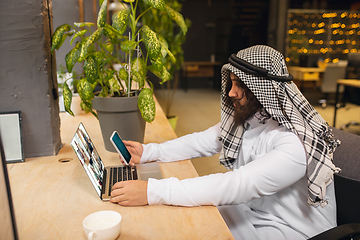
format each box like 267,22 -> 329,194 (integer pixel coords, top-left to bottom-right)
181,0 -> 234,63
178,0 -> 270,89
0,0 -> 62,158
181,0 -> 232,63
181,0 -> 270,64
289,0 -> 358,10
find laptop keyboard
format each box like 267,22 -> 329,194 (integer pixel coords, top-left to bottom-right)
108,166 -> 138,195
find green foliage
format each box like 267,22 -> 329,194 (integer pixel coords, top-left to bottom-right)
83,56 -> 98,84
51,0 -> 188,123
139,0 -> 191,117
51,24 -> 71,52
138,88 -> 156,123
131,57 -> 146,87
112,9 -> 129,34
165,5 -> 187,35
79,28 -> 104,62
63,82 -> 74,116
65,41 -> 82,72
97,0 -> 108,28
140,0 -> 190,76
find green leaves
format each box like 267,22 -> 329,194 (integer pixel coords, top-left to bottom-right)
51,24 -> 71,52
138,88 -> 155,123
145,0 -> 165,10
148,65 -> 171,84
74,22 -> 94,28
165,5 -> 187,35
142,25 -> 161,57
83,55 -> 98,84
80,100 -> 95,116
52,0 -> 189,123
97,0 -> 108,28
142,25 -> 161,67
99,0 -> 106,6
69,29 -> 88,45
98,85 -> 109,97
93,51 -> 106,67
108,77 -> 121,95
131,58 -> 146,88
77,78 -> 95,101
142,25 -> 175,83
104,41 -> 114,54
79,28 -> 103,61
157,34 -> 176,63
103,24 -> 121,41
119,68 -> 129,81
112,9 -> 129,35
121,40 -> 138,52
63,82 -> 74,116
65,41 -> 82,73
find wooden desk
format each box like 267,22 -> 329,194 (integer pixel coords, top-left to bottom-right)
181,61 -> 222,91
333,79 -> 360,127
287,66 -> 326,91
7,98 -> 233,239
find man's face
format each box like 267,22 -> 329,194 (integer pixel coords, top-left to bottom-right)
228,72 -> 262,125
229,72 -> 248,109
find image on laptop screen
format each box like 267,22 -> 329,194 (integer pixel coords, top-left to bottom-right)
70,123 -> 105,197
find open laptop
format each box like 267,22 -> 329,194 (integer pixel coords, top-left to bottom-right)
70,122 -> 162,201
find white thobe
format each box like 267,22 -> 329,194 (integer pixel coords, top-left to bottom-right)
140,117 -> 336,240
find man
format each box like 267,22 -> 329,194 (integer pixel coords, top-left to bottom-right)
110,45 -> 340,239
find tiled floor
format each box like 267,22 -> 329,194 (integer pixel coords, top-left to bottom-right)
155,88 -> 360,176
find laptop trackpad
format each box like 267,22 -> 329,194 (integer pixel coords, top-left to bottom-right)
136,162 -> 163,180
140,171 -> 162,180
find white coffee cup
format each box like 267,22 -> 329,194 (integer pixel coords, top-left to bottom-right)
83,211 -> 122,240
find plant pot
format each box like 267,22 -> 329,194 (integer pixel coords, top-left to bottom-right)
92,96 -> 145,152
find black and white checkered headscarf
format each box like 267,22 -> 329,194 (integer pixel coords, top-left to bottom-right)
219,45 -> 341,206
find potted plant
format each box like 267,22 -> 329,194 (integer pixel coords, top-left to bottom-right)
139,0 -> 191,131
51,0 -> 187,151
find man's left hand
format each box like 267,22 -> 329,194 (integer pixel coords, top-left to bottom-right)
110,180 -> 148,206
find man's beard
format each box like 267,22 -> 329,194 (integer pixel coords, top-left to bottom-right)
232,96 -> 262,126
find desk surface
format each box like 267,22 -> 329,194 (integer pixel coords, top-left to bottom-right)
287,66 -> 326,73
287,66 -> 326,90
333,79 -> 360,127
337,79 -> 360,88
7,98 -> 233,239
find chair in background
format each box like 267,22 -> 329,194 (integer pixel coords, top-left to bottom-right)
309,127 -> 360,240
319,61 -> 347,108
345,52 -> 360,79
339,53 -> 360,130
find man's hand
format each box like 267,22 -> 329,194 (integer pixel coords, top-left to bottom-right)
110,180 -> 148,206
122,140 -> 143,166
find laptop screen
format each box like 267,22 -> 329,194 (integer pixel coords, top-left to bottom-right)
70,123 -> 105,197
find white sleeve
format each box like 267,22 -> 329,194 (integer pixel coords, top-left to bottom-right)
147,131 -> 307,206
140,123 -> 222,163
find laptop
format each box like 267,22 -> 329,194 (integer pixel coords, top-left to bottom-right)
70,122 -> 162,201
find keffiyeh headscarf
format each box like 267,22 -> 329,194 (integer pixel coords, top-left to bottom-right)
219,45 -> 341,206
